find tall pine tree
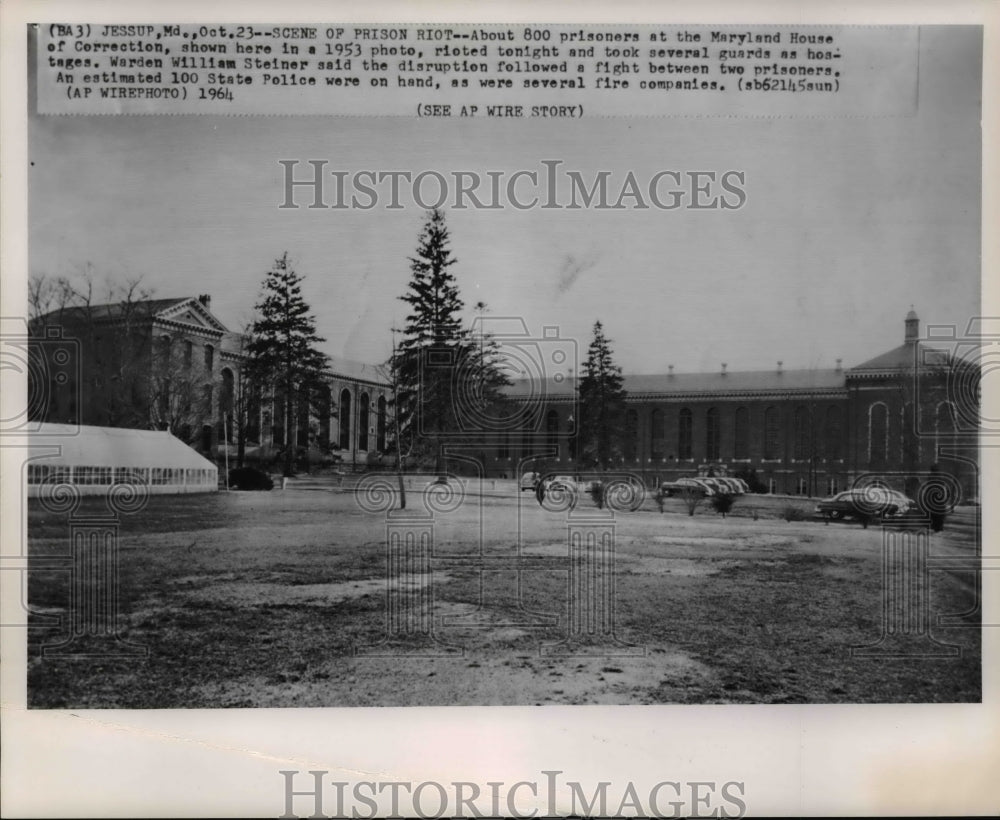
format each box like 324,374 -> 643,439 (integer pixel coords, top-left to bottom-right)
577,320 -> 628,470
246,253 -> 330,476
392,209 -> 509,471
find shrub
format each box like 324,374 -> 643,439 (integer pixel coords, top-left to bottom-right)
679,486 -> 704,517
589,481 -> 604,509
711,492 -> 736,517
654,489 -> 666,514
228,466 -> 274,491
734,467 -> 769,494
781,505 -> 805,522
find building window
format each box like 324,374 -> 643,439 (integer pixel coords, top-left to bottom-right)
650,408 -> 665,460
377,396 -> 387,452
221,368 -> 235,416
271,395 -> 285,446
317,386 -> 332,449
497,429 -> 509,460
764,406 -> 781,460
358,393 -> 370,451
202,384 -> 213,416
824,406 -> 842,461
339,388 -> 352,450
623,409 -> 638,461
935,401 -> 954,462
706,407 -> 720,461
900,402 -> 916,466
793,406 -> 811,461
183,340 -> 193,369
678,408 -> 692,460
733,406 -> 749,460
869,402 -> 888,464
204,344 -> 214,371
545,409 -> 559,455
297,387 -> 311,448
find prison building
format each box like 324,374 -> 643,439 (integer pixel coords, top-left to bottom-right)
30,295 -> 392,469
26,423 -> 219,497
498,310 -> 978,501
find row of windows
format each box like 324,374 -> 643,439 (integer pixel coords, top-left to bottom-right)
546,406 -> 844,462
158,336 -> 215,371
27,464 -> 216,486
535,401 -> 960,465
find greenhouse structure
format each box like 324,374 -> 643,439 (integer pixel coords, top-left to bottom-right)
26,423 -> 218,497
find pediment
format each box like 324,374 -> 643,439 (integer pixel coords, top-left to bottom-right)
157,299 -> 229,333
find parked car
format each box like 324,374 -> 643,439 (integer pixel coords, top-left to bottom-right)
816,488 -> 914,522
660,477 -> 713,497
520,471 -> 541,492
546,475 -> 579,494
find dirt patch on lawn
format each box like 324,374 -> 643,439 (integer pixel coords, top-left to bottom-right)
185,646 -> 715,707
181,572 -> 452,608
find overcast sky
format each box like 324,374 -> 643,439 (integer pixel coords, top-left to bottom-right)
29,26 -> 981,376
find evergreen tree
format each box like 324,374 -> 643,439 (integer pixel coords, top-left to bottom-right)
577,320 -> 628,470
392,210 -> 509,470
246,253 -> 330,476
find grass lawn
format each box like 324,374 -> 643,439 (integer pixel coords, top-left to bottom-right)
26,481 -> 981,706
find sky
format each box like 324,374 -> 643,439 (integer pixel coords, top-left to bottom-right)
28,26 -> 981,376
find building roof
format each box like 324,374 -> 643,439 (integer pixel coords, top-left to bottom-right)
36,298 -> 190,325
850,342 -> 951,374
327,354 -> 389,386
28,423 -> 218,469
505,367 -> 847,400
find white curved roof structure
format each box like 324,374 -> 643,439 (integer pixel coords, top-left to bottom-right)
27,424 -> 217,496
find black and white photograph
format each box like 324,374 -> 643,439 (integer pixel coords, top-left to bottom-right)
2,2 -> 996,817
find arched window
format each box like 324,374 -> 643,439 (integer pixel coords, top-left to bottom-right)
375,396 -> 388,453
899,402 -> 917,466
705,407 -> 720,461
678,408 -> 693,460
220,368 -> 235,415
733,406 -> 749,460
935,401 -> 954,463
317,385 -> 332,448
271,394 -> 285,446
824,406 -> 842,461
623,409 -> 638,461
219,369 -> 236,442
358,393 -> 370,451
546,409 -> 559,454
497,429 -> 510,460
297,386 -> 311,448
203,344 -> 214,371
869,402 -> 889,464
764,406 -> 780,460
650,408 -> 665,460
157,335 -> 172,364
793,406 -> 810,461
339,389 -> 352,450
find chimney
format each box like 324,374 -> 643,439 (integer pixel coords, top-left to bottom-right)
835,358 -> 842,372
777,360 -> 783,374
668,365 -> 674,377
721,363 -> 727,375
198,294 -> 211,309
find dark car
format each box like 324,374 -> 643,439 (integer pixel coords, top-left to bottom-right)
815,488 -> 913,523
